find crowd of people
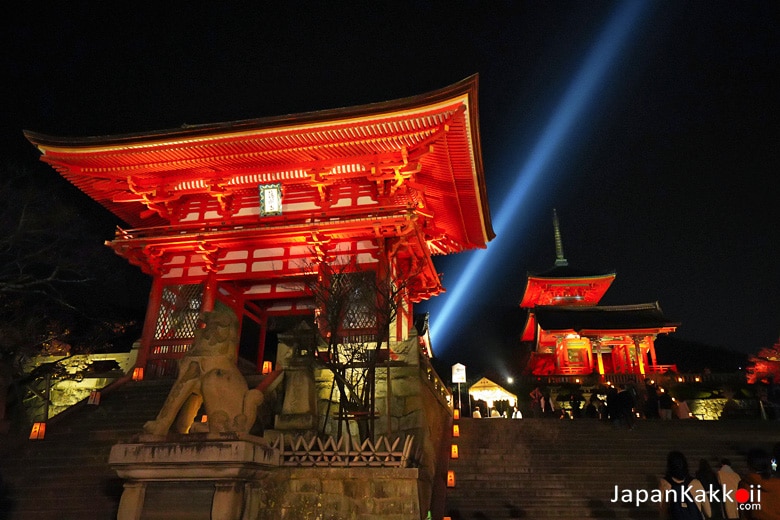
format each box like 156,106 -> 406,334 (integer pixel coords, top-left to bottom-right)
522,379 -> 698,426
467,382 -> 778,518
661,447 -> 780,520
466,383 -> 778,518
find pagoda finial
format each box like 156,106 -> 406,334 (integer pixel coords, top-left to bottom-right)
553,209 -> 568,267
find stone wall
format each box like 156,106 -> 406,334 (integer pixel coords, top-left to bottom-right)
688,398 -> 759,420
251,467 -> 420,520
311,329 -> 452,519
23,349 -> 138,419
111,326 -> 453,520
111,439 -> 423,520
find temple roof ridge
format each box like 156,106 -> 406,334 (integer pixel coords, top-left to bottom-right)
24,75 -> 481,147
534,301 -> 665,313
532,301 -> 680,332
25,76 -> 494,259
527,265 -> 617,279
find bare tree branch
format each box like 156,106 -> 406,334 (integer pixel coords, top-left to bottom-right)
297,250 -> 422,440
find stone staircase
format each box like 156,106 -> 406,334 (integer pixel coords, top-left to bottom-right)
1,382 -> 778,520
0,379 -> 173,520
444,417 -> 779,519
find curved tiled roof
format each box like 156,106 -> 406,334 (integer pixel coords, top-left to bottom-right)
532,302 -> 679,333
25,76 -> 493,254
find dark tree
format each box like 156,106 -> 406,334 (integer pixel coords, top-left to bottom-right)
303,256 -> 410,441
0,161 -> 143,424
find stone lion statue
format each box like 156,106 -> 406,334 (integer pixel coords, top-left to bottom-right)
143,301 -> 263,436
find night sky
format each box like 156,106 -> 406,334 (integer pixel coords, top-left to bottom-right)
4,2 -> 779,370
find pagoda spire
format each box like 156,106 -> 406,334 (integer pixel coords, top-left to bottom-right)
553,209 -> 568,267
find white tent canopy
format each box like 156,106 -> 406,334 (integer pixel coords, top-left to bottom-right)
468,377 -> 517,408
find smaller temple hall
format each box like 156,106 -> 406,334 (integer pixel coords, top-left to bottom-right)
520,211 -> 679,378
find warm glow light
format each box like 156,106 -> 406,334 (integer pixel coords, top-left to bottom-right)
453,409 -> 460,420
132,367 -> 144,381
29,422 -> 46,440
262,361 -> 273,374
575,378 -> 580,383
447,471 -> 456,488
453,424 -> 460,437
694,376 -> 701,382
507,377 -> 514,384
678,377 -> 684,383
88,391 -> 101,405
201,415 -> 208,423
451,444 -> 459,459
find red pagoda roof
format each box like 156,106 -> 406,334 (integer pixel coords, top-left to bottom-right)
25,76 -> 493,256
531,302 -> 679,335
518,267 -> 616,308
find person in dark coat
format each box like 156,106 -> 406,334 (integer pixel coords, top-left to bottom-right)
659,388 -> 674,420
695,459 -> 724,519
606,384 -> 619,423
617,384 -> 636,429
660,451 -> 710,519
644,379 -> 660,419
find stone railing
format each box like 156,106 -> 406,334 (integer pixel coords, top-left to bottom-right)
418,348 -> 453,411
145,341 -> 193,378
269,434 -> 415,468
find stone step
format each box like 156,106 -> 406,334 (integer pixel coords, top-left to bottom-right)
0,378 -> 174,520
444,417 -> 778,519
2,381 -> 777,520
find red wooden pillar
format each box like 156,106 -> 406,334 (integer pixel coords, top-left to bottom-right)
256,314 -> 268,369
555,338 -> 566,372
623,344 -> 632,373
622,344 -> 631,374
596,347 -> 605,375
201,270 -> 218,313
137,276 -> 164,371
586,339 -> 594,373
647,336 -> 658,368
613,345 -> 623,373
628,343 -> 638,374
406,297 -> 414,341
376,241 -> 396,345
634,339 -> 646,376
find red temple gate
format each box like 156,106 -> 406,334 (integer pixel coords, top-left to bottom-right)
26,76 -> 494,377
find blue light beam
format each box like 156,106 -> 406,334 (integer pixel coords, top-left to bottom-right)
430,1 -> 649,353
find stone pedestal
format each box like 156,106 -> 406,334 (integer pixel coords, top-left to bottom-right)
273,323 -> 318,435
109,435 -> 279,520
274,361 -> 317,432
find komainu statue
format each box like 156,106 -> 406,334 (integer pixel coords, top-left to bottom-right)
143,301 -> 263,436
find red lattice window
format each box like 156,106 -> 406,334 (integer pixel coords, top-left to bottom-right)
154,284 -> 203,340
338,272 -> 377,342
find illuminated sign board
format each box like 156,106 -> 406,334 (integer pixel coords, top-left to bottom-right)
259,183 -> 282,216
452,363 -> 466,383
